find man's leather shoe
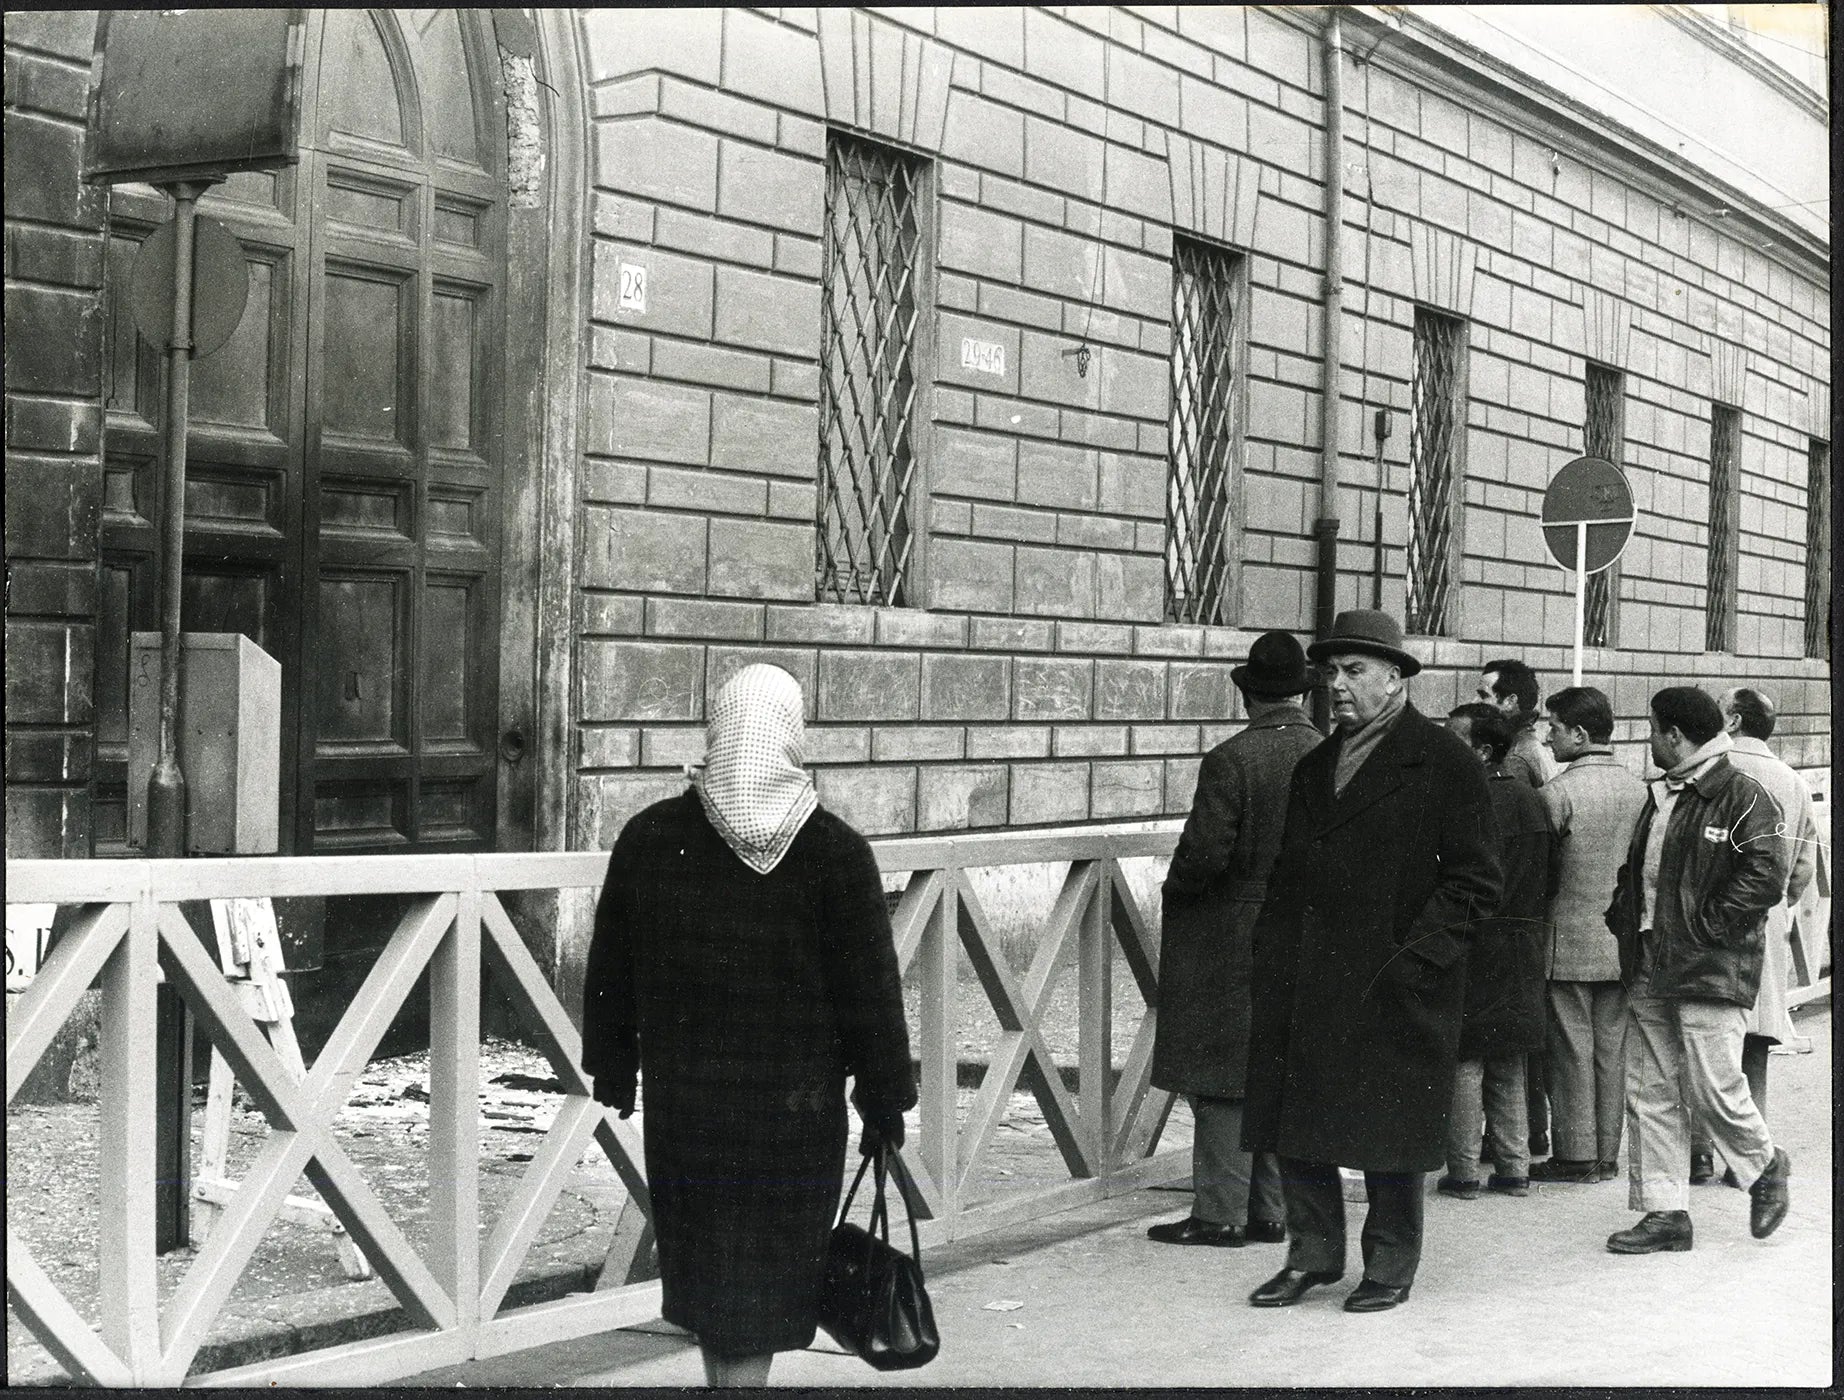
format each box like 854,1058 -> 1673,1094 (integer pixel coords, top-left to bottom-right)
1147,1216 -> 1247,1247
1343,1279 -> 1411,1312
1748,1147 -> 1790,1239
1606,1210 -> 1693,1253
1486,1174 -> 1529,1197
1248,1267 -> 1342,1306
1528,1131 -> 1550,1157
1435,1175 -> 1481,1200
1245,1218 -> 1287,1244
1529,1157 -> 1599,1183
1689,1150 -> 1715,1184
1592,1159 -> 1620,1182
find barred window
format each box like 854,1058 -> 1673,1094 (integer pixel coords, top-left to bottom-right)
1705,404 -> 1741,652
1166,237 -> 1247,624
1407,307 -> 1466,636
1805,438 -> 1831,660
817,133 -> 926,606
1582,362 -> 1624,647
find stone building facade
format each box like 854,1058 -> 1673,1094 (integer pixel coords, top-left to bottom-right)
4,8 -> 1831,1002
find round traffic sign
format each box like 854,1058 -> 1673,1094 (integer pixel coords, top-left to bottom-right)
129,214 -> 251,358
1541,455 -> 1635,573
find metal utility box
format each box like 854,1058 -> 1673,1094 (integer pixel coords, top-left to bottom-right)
128,633 -> 281,853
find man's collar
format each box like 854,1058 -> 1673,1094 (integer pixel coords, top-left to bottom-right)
1245,701 -> 1314,731
1731,735 -> 1774,757
1565,748 -> 1617,767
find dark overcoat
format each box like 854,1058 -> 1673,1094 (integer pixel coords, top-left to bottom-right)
581,792 -> 915,1356
1151,704 -> 1323,1098
1242,704 -> 1503,1173
1457,769 -> 1553,1059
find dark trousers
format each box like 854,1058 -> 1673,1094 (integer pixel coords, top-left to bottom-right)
1279,1158 -> 1425,1288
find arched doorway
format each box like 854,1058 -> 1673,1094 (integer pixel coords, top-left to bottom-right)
97,9 -> 517,856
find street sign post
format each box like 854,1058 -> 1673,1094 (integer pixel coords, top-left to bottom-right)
1541,455 -> 1636,686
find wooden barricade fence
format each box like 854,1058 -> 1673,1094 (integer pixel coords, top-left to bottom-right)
4,827 -> 1187,1387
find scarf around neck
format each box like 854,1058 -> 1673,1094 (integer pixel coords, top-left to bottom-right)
688,664 -> 819,875
1333,685 -> 1408,795
1663,731 -> 1732,791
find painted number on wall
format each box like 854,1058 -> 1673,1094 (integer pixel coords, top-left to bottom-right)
618,262 -> 648,314
960,337 -> 1005,376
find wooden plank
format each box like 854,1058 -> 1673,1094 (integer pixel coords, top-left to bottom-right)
1786,976 -> 1830,1010
1079,863 -> 1112,1175
7,903 -> 129,1106
889,869 -> 944,973
5,1231 -> 135,1386
4,860 -> 147,905
870,824 -> 1180,874
481,894 -> 594,1094
1108,865 -> 1161,999
145,854 -> 477,901
471,850 -> 609,890
1108,1016 -> 1165,1166
300,1141 -> 458,1333
477,1095 -> 601,1319
956,1028 -> 1031,1192
472,1282 -> 665,1360
97,896 -> 160,1374
185,1327 -> 470,1389
944,1177 -> 1110,1242
588,1113 -> 652,1207
914,873 -> 957,1220
596,1193 -> 657,1289
429,890 -> 482,1328
302,894 -> 455,1110
1021,862 -> 1092,1007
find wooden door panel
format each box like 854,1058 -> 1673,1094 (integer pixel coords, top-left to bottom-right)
311,782 -> 409,850
320,264 -> 414,444
418,576 -> 474,749
188,253 -> 289,434
314,572 -> 410,753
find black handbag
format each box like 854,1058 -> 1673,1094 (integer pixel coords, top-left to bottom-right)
816,1143 -> 939,1371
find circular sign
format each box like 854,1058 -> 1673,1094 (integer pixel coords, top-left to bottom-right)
1541,455 -> 1636,573
129,214 -> 251,358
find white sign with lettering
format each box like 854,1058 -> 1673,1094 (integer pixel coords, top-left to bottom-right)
960,337 -> 1005,376
6,903 -> 56,992
618,262 -> 648,314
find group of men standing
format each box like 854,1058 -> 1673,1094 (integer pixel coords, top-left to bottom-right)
1149,610 -> 1815,1313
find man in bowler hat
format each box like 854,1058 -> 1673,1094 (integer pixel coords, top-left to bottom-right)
1243,610 -> 1502,1313
1148,631 -> 1324,1248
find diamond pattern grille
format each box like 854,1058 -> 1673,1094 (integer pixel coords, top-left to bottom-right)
1805,438 -> 1830,660
1166,239 -> 1244,624
1407,309 -> 1463,635
1706,404 -> 1740,652
1582,363 -> 1624,646
817,135 -> 924,606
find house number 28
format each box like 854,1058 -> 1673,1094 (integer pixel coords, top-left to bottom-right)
618,262 -> 648,314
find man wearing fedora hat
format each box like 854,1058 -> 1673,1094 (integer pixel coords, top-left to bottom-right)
1148,632 -> 1324,1248
1243,609 -> 1502,1314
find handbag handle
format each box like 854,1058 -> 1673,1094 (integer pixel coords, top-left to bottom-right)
835,1143 -> 926,1276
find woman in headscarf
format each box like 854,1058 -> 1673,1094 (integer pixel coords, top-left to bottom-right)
581,664 -> 915,1387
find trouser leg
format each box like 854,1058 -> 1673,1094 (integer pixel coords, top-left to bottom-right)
1189,1095 -> 1251,1225
1445,1058 -> 1485,1181
1545,981 -> 1598,1160
1484,1053 -> 1530,1177
1625,990 -> 1690,1213
1248,1147 -> 1286,1226
1357,1172 -> 1424,1288
1741,1033 -> 1770,1123
1592,982 -> 1629,1163
1676,1001 -> 1774,1188
1280,1158 -> 1345,1275
1526,1000 -> 1551,1151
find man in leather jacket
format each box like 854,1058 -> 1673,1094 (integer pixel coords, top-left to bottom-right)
1601,687 -> 1790,1255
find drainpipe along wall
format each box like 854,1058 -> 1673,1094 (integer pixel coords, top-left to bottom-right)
1312,8 -> 1347,729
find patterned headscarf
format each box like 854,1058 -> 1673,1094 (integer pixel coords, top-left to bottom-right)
689,664 -> 819,875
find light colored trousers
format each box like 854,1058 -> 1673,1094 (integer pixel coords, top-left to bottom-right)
1447,1054 -> 1529,1182
1547,980 -> 1628,1164
1624,992 -> 1774,1212
1189,1095 -> 1284,1226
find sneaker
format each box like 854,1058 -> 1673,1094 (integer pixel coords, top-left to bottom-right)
1436,1175 -> 1482,1200
1748,1147 -> 1790,1239
1486,1174 -> 1530,1197
1607,1210 -> 1693,1254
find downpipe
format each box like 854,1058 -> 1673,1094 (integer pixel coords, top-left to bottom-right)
1312,9 -> 1348,730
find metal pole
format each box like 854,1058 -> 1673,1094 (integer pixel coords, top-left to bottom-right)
149,178 -> 217,1254
1572,521 -> 1588,688
1312,8 -> 1348,731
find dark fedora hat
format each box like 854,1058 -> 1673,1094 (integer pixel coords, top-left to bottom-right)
1305,608 -> 1423,677
1231,631 -> 1313,696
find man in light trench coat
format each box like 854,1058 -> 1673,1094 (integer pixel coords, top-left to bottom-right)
1242,610 -> 1503,1314
1148,631 -> 1323,1247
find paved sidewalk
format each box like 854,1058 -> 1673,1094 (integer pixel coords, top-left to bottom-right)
407,1005 -> 1834,1390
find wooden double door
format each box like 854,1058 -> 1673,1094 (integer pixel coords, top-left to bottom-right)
99,9 -> 512,855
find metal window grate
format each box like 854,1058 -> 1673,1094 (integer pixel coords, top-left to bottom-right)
1166,238 -> 1245,624
1582,362 -> 1624,647
1406,308 -> 1463,635
1706,404 -> 1740,652
1805,438 -> 1831,660
817,134 -> 925,606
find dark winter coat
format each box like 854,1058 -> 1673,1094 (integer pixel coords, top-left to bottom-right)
1457,769 -> 1553,1059
1242,704 -> 1503,1173
1151,703 -> 1322,1099
1605,756 -> 1788,1007
581,792 -> 915,1356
